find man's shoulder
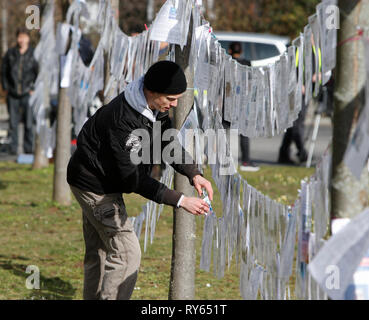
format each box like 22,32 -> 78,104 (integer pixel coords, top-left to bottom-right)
5,47 -> 18,57
113,91 -> 135,118
236,58 -> 251,67
101,92 -> 140,127
27,46 -> 35,55
120,91 -> 146,122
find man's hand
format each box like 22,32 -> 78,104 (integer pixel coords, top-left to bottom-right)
192,175 -> 213,201
180,196 -> 210,216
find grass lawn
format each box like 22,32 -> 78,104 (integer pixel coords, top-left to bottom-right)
0,162 -> 314,300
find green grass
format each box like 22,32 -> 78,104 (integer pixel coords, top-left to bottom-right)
0,162 -> 314,300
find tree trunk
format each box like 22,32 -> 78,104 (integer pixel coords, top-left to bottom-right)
168,11 -> 196,300
147,0 -> 155,23
104,0 -> 119,105
331,1 -> 369,220
52,0 -> 71,205
33,136 -> 49,168
1,0 -> 7,56
207,0 -> 216,20
53,87 -> 72,205
33,0 -> 52,170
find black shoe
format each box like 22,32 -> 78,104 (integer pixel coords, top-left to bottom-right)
297,149 -> 308,163
278,155 -> 296,165
9,149 -> 17,156
240,161 -> 260,172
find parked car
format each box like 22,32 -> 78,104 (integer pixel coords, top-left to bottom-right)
213,31 -> 290,67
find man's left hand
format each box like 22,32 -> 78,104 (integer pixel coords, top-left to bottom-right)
193,175 -> 213,201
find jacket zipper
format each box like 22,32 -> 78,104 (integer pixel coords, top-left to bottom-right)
17,53 -> 24,95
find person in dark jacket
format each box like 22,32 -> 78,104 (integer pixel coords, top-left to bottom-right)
1,27 -> 38,155
67,61 -> 213,300
278,36 -> 320,165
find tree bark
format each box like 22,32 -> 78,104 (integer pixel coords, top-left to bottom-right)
103,0 -> 119,105
53,87 -> 71,205
33,0 -> 52,170
1,0 -> 7,56
147,0 -> 155,23
52,0 -> 71,205
168,10 -> 196,300
331,1 -> 369,220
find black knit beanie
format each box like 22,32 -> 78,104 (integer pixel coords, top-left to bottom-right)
144,61 -> 187,94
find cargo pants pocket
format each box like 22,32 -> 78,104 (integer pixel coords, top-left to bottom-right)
92,199 -> 133,237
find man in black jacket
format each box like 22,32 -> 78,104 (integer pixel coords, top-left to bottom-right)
67,61 -> 213,300
1,28 -> 38,155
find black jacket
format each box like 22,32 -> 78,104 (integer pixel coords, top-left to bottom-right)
67,92 -> 202,207
1,46 -> 38,98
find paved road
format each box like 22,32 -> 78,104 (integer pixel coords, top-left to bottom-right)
250,118 -> 331,167
230,116 -> 332,168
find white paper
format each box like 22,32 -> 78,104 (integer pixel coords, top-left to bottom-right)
60,50 -> 73,88
308,209 -> 369,300
149,0 -> 190,47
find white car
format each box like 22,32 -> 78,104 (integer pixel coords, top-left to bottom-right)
214,31 -> 289,67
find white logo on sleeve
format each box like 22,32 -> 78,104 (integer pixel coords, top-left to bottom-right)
125,133 -> 142,153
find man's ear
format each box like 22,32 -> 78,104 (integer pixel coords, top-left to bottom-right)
143,87 -> 153,103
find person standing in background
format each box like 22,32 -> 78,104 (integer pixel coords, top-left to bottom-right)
229,42 -> 260,172
278,35 -> 321,165
1,27 -> 38,155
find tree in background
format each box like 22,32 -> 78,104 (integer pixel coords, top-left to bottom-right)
116,0 -> 321,40
331,1 -> 369,220
119,1 -> 148,35
208,0 -> 320,39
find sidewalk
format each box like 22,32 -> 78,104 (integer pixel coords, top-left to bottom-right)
0,103 -> 7,120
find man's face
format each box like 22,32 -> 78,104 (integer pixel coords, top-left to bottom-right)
149,92 -> 183,113
17,33 -> 30,49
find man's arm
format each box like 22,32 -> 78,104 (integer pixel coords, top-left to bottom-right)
1,51 -> 9,92
30,54 -> 39,92
108,125 -> 184,206
109,125 -> 212,213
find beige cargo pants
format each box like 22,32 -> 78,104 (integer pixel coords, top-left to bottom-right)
70,185 -> 141,300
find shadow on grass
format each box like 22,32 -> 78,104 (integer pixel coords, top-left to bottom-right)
0,166 -> 18,173
0,179 -> 31,186
0,180 -> 7,190
0,256 -> 76,300
0,199 -> 40,207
